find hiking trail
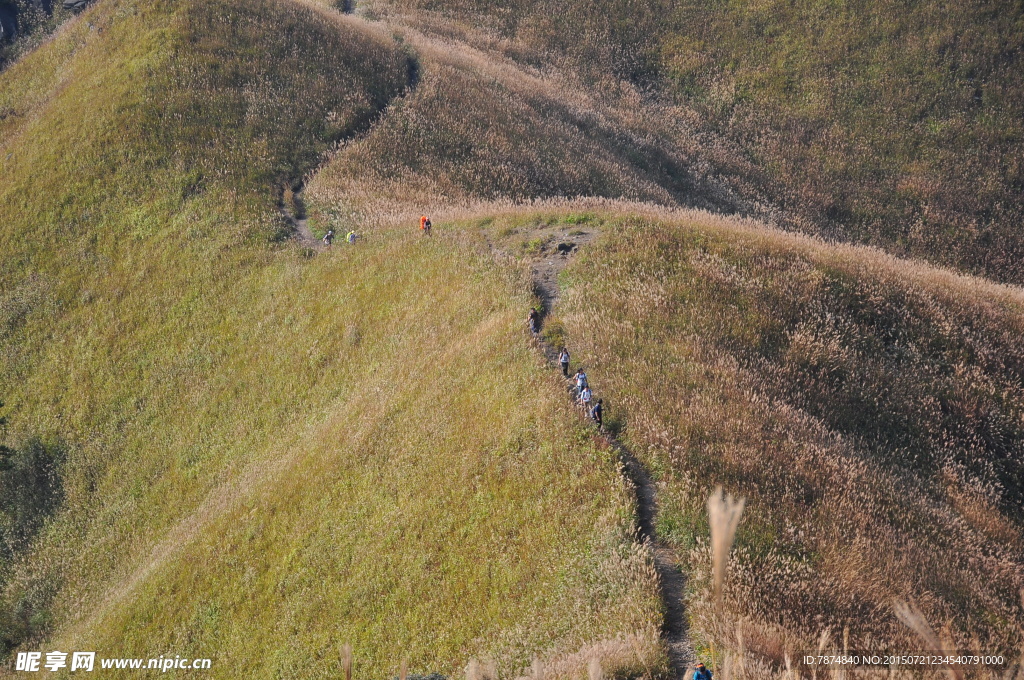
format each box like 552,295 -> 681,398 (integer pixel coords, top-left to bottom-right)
280,0 -> 422,251
494,223 -> 695,678
292,1 -> 693,671
281,185 -> 321,249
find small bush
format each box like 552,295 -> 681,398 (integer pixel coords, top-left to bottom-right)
0,428 -> 65,659
0,436 -> 65,558
524,237 -> 547,255
541,316 -> 567,349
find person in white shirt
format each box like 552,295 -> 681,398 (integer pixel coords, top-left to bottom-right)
558,347 -> 570,377
579,386 -> 592,411
574,369 -> 588,395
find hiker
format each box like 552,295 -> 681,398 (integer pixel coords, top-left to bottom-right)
528,308 -> 540,334
693,662 -> 713,680
420,215 -> 432,236
346,230 -> 357,244
323,229 -> 335,246
573,368 -> 588,395
558,347 -> 570,377
591,399 -> 603,429
579,385 -> 593,412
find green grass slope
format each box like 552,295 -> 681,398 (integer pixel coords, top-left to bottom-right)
1,0 -> 662,675
45,232 -> 661,678
491,208 -> 1024,670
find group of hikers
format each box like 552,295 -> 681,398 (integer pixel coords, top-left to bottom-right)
322,229 -> 357,246
322,216 -> 433,246
530,306 -> 716,680
528,308 -> 603,430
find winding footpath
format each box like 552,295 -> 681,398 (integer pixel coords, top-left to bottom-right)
284,1 -> 695,671
511,229 -> 696,678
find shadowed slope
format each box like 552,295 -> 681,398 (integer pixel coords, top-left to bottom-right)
337,0 -> 1024,284
304,26 -> 755,232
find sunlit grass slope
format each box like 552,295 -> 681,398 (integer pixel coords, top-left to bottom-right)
479,208 -> 1024,669
0,0 -> 406,654
46,232 -> 662,678
1,0 -> 663,674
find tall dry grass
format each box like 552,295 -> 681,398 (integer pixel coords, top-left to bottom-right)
508,208 -> 1024,675
708,487 -> 745,606
351,0 -> 1024,285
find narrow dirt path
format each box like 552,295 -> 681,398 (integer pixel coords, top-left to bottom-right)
614,444 -> 694,676
281,185 -> 322,249
492,223 -> 695,678
280,0 -> 422,251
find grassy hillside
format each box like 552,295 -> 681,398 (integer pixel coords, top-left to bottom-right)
658,0 -> 1024,284
41,231 -> 662,678
3,0 -> 1022,675
361,0 -> 1024,285
489,207 -> 1024,670
304,25 -> 746,233
1,0 -> 664,675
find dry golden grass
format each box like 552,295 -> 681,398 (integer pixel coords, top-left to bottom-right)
432,203 -> 1024,677
349,0 -> 1024,285
545,208 -> 1024,671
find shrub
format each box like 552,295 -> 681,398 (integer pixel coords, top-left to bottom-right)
0,400 -> 65,658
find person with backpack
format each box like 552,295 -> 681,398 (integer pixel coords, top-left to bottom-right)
346,230 -> 357,244
528,308 -> 540,334
573,368 -> 588,395
693,662 -> 713,680
420,215 -> 432,236
558,347 -> 570,377
590,399 -> 603,429
323,229 -> 335,246
579,385 -> 593,412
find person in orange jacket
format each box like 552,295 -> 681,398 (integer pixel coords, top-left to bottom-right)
420,215 -> 432,236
